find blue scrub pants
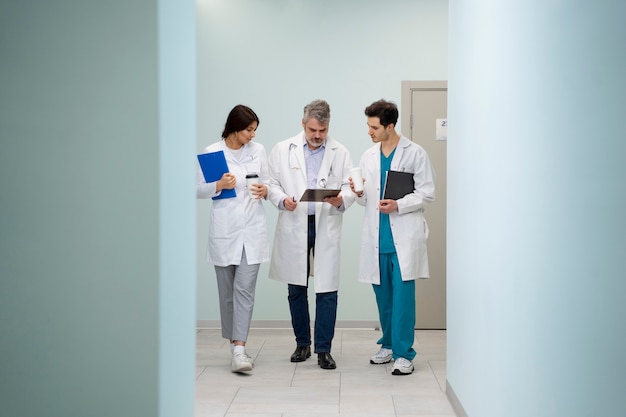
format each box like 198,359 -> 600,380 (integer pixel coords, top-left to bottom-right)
288,215 -> 337,353
373,252 -> 416,361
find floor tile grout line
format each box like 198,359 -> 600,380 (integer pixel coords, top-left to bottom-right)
428,359 -> 445,392
223,386 -> 240,417
337,371 -> 343,415
195,365 -> 208,381
253,338 -> 267,362
391,390 -> 399,417
289,355 -> 297,387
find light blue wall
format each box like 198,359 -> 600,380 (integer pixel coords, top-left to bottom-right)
0,1 -> 196,416
196,0 -> 449,323
447,1 -> 626,416
158,0 -> 197,416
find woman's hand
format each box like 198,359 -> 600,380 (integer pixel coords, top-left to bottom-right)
216,173 -> 236,192
250,183 -> 268,199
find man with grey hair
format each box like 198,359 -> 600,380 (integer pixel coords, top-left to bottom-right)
267,99 -> 356,369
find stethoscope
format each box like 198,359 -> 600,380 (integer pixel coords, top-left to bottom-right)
288,143 -> 300,170
288,142 -> 333,188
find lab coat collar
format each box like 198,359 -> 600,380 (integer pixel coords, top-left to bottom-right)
368,135 -> 411,155
218,140 -> 256,164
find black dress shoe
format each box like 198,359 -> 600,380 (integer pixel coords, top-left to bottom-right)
290,346 -> 311,362
317,352 -> 336,369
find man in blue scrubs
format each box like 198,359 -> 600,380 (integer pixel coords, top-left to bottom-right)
350,99 -> 435,375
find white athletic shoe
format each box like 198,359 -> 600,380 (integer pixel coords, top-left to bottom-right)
391,357 -> 414,375
231,344 -> 254,369
231,352 -> 253,373
370,347 -> 393,364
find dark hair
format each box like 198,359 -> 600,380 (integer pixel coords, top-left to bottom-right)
364,99 -> 398,128
221,105 -> 260,138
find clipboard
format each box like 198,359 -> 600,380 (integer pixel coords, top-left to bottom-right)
299,189 -> 341,202
197,150 -> 236,200
383,171 -> 414,200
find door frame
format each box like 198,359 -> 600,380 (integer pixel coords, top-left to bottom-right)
401,80 -> 448,329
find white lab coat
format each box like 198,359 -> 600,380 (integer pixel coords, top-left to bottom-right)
196,140 -> 270,267
267,133 -> 356,293
356,136 -> 435,284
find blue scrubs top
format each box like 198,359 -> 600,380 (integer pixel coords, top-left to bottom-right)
379,148 -> 396,254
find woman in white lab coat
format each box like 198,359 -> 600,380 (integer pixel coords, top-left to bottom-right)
196,105 -> 270,373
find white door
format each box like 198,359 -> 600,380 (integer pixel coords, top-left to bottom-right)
401,80 -> 447,329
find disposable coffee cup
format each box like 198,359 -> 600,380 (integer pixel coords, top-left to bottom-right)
350,167 -> 363,193
245,174 -> 260,198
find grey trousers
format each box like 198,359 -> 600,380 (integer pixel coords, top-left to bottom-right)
214,249 -> 260,342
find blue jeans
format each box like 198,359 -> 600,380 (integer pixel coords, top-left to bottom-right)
287,215 -> 338,353
288,286 -> 337,353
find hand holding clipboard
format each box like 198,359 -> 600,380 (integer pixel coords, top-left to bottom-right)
380,171 -> 414,214
197,150 -> 237,200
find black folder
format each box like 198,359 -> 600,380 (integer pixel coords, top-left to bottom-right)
299,189 -> 341,202
383,171 -> 414,200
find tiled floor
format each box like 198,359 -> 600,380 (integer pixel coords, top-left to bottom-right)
195,327 -> 457,417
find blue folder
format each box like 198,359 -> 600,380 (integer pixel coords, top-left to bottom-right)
197,150 -> 237,200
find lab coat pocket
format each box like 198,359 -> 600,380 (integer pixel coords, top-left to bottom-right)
210,205 -> 231,238
411,216 -> 427,241
326,219 -> 341,240
394,163 -> 413,173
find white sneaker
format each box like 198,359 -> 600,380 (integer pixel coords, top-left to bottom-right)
392,357 -> 414,375
246,352 -> 255,368
370,347 -> 393,364
231,352 -> 253,373
232,344 -> 254,368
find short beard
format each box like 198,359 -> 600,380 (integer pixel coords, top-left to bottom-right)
305,136 -> 324,149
